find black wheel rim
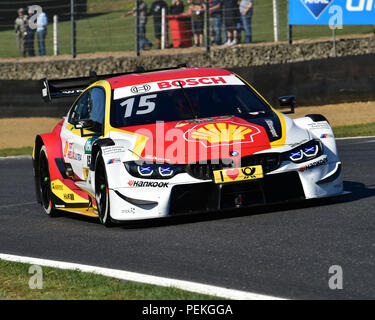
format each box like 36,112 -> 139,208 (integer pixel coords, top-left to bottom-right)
96,165 -> 108,222
39,152 -> 50,210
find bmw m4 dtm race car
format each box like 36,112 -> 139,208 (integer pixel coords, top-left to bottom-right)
33,65 -> 344,226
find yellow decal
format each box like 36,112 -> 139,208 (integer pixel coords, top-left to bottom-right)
51,179 -> 89,204
213,165 -> 263,184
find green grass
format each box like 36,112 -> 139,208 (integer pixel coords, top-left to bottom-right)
0,259 -> 220,300
0,0 -> 373,58
333,122 -> 375,138
0,147 -> 33,157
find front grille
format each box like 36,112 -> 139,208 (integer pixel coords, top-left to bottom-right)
240,153 -> 280,174
169,171 -> 305,215
186,159 -> 234,180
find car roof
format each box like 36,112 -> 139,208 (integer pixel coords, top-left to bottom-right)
106,67 -> 234,89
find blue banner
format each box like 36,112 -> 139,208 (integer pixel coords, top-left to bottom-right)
289,0 -> 375,25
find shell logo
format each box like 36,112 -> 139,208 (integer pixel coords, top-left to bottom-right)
184,122 -> 261,147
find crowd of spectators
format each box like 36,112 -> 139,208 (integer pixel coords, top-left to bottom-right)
122,0 -> 254,51
14,6 -> 48,57
14,1 -> 254,57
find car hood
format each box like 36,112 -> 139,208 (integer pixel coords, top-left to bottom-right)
110,114 -> 302,165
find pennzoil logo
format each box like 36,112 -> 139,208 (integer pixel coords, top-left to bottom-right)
184,122 -> 261,148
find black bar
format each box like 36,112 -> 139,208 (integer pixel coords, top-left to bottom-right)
71,0 -> 76,58
205,0 -> 210,52
287,0 -> 292,44
135,0 -> 140,57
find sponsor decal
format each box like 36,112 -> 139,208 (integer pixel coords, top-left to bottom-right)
157,76 -> 228,89
83,168 -> 89,180
107,158 -> 121,164
300,0 -> 334,19
51,182 -> 63,190
113,75 -> 244,100
64,141 -> 82,161
320,133 -> 330,138
87,155 -> 91,167
102,145 -> 126,156
298,156 -> 328,172
308,122 -> 331,130
84,137 -> 98,155
213,165 -> 263,184
54,204 -> 65,208
131,84 -> 151,94
230,151 -> 239,157
63,193 -> 75,201
265,119 -> 278,138
127,180 -> 169,188
175,116 -> 232,128
121,208 -> 136,214
184,122 -> 261,148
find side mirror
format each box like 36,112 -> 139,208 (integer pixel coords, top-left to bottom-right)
74,119 -> 101,137
74,119 -> 94,130
279,96 -> 296,114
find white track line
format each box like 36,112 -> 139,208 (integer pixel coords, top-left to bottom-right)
0,253 -> 285,300
336,135 -> 375,140
0,155 -> 32,160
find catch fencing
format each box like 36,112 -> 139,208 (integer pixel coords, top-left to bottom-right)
0,0 -> 373,59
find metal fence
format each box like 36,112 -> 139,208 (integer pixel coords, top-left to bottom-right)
0,0 -> 373,59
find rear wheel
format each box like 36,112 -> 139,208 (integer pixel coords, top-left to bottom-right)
39,145 -> 58,217
95,153 -> 114,227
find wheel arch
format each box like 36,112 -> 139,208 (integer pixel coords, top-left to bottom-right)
33,133 -> 63,203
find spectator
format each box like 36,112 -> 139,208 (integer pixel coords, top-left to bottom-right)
149,0 -> 169,49
37,8 -> 48,56
189,0 -> 205,47
239,0 -> 253,43
122,1 -> 153,51
25,6 -> 36,56
170,0 -> 184,15
14,8 -> 27,57
209,0 -> 222,45
222,0 -> 239,46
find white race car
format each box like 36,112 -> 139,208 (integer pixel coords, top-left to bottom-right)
33,66 -> 344,226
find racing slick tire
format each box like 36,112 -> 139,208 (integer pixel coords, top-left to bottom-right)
38,145 -> 59,217
94,152 -> 114,227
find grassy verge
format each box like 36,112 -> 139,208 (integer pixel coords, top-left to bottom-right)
333,122 -> 375,138
0,123 -> 374,157
0,259 -> 219,300
0,147 -> 33,157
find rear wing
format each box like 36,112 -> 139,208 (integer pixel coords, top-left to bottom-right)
40,65 -> 187,103
40,71 -> 124,103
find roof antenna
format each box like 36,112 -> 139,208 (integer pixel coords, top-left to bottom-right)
135,65 -> 146,73
89,70 -> 98,81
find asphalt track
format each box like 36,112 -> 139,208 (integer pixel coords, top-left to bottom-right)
0,138 -> 374,299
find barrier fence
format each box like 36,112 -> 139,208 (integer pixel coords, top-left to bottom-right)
0,0 -> 374,59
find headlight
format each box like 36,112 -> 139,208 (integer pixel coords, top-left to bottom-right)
284,140 -> 322,163
125,161 -> 185,179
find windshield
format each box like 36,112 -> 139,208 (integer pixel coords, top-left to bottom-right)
111,82 -> 271,128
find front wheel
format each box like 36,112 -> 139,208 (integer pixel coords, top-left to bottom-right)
95,153 -> 114,227
39,145 -> 58,217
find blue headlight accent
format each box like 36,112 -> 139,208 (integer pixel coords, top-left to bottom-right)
159,166 -> 174,177
125,161 -> 184,179
285,140 -> 322,163
303,145 -> 318,157
290,150 -> 303,161
138,165 -> 153,176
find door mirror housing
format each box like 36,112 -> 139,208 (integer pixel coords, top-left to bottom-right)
74,119 -> 101,137
74,119 -> 94,130
279,96 -> 296,114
